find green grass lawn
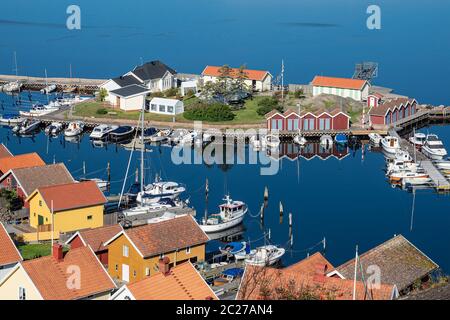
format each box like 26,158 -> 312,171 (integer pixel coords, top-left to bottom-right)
18,243 -> 69,260
73,96 -> 266,126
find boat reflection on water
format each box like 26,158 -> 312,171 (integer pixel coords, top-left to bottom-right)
266,142 -> 350,161
64,135 -> 82,144
207,223 -> 246,242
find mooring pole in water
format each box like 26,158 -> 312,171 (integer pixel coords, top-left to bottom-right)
107,162 -> 111,184
83,161 -> 86,176
135,167 -> 139,183
288,212 -> 293,239
204,178 -> 209,223
323,237 -> 326,252
264,186 -> 269,201
260,202 -> 265,224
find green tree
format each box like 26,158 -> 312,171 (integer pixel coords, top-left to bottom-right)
98,88 -> 108,102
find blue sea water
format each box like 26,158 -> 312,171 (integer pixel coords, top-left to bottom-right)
0,1 -> 449,272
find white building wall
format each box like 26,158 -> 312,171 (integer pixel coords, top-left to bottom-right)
101,80 -> 122,105
313,86 -> 365,101
0,266 -> 42,300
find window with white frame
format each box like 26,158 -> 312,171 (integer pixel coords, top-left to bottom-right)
123,245 -> 129,257
145,267 -> 150,276
186,246 -> 191,254
159,105 -> 166,112
151,104 -> 157,111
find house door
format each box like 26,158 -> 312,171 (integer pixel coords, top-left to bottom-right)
38,215 -> 44,226
122,264 -> 130,282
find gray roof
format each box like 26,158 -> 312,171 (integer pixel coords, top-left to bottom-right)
131,60 -> 176,82
109,84 -> 150,98
6,163 -> 74,196
335,235 -> 439,293
400,283 -> 450,300
112,75 -> 142,87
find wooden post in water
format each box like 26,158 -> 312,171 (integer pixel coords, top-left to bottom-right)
135,167 -> 139,183
264,186 -> 269,201
260,202 -> 265,224
107,162 -> 111,190
83,161 -> 86,176
288,212 -> 293,239
204,178 -> 209,223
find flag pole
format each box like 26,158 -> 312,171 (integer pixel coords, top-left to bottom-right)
51,200 -> 54,253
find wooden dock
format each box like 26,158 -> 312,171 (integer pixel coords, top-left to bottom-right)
0,74 -> 105,94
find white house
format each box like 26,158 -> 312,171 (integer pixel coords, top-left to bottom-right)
109,84 -> 151,111
100,60 -> 177,105
148,97 -> 184,115
311,76 -> 370,102
202,65 -> 272,92
180,79 -> 199,96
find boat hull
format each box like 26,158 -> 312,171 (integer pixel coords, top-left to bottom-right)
199,215 -> 244,233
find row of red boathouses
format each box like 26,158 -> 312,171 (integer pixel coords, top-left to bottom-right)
265,108 -> 350,131
369,97 -> 418,126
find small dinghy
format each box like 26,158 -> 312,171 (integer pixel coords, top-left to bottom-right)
293,130 -> 307,146
139,127 -> 158,141
213,268 -> 244,287
249,135 -> 265,150
219,242 -> 248,257
169,129 -> 189,144
244,245 -> 285,267
90,124 -> 119,140
320,135 -> 333,147
16,119 -> 41,135
334,134 -> 348,145
64,121 -> 85,137
149,129 -> 172,142
40,84 -> 57,95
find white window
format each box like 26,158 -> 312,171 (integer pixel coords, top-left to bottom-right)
186,247 -> 191,254
145,267 -> 150,276
151,104 -> 157,111
159,105 -> 166,112
168,106 -> 174,113
19,287 -> 26,300
123,245 -> 129,257
159,253 -> 164,259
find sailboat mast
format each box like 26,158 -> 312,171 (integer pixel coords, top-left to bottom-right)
352,245 -> 358,300
140,102 -> 145,194
13,51 -> 18,76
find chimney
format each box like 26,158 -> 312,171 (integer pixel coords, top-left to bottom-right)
53,244 -> 64,262
159,256 -> 171,276
313,263 -> 327,283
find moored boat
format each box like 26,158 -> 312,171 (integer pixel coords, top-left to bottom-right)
421,134 -> 447,160
64,121 -> 85,137
90,124 -> 119,140
334,133 -> 348,145
320,135 -> 333,147
17,119 -> 41,135
199,195 -> 247,233
368,133 -> 382,145
244,245 -> 285,267
109,126 -> 135,142
409,132 -> 426,147
265,134 -> 280,149
45,122 -> 64,135
136,179 -> 186,205
381,136 -> 400,154
0,114 -> 23,124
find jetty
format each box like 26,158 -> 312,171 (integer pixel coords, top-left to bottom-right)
389,129 -> 450,192
0,74 -> 105,94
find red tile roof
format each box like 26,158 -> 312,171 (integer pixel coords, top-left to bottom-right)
68,224 -> 123,252
112,215 -> 209,258
0,153 -> 45,174
312,76 -> 368,90
0,222 -> 22,266
22,246 -> 115,300
0,144 -> 12,159
238,263 -> 396,300
30,181 -> 107,212
284,252 -> 334,276
202,66 -> 270,81
126,262 -> 217,300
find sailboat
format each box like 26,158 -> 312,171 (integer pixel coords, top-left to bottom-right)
293,104 -> 306,146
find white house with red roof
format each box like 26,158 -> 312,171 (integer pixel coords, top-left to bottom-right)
0,222 -> 23,282
312,76 -> 370,101
202,65 -> 272,92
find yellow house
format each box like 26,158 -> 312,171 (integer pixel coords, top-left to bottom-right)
0,244 -> 116,300
26,181 -> 106,236
104,215 -> 209,284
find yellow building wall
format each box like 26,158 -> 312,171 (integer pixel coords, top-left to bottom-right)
108,234 -> 205,284
0,266 -> 42,300
28,192 -> 104,234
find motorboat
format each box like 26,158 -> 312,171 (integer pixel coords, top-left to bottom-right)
136,180 -> 186,205
402,176 -> 431,187
14,119 -> 41,134
421,134 -> 447,160
265,134 -> 280,149
244,245 -> 286,267
149,129 -> 171,142
2,81 -> 22,93
368,133 -> 383,145
249,135 -> 265,150
194,131 -> 213,145
56,94 -> 90,106
90,124 -> 119,140
320,135 -> 333,147
40,84 -> 57,95
169,129 -> 189,144
64,121 -> 85,137
0,114 -> 23,124
386,159 -> 419,175
334,134 -> 348,145
381,136 -> 400,154
122,198 -> 182,217
139,127 -> 158,141
199,195 -> 247,233
79,178 -> 110,190
409,132 -> 426,147
44,122 -> 64,135
393,150 -> 413,162
19,102 -> 60,117
213,268 -> 244,287
433,160 -> 450,170
293,131 -> 307,146
219,242 -> 248,257
109,126 -> 134,142
179,131 -> 198,145
389,170 -> 428,183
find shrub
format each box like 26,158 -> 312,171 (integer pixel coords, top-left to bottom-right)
96,108 -> 108,115
163,87 -> 179,98
256,97 -> 283,116
97,88 -> 108,102
184,102 -> 235,122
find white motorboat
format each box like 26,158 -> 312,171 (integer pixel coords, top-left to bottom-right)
40,84 -> 57,95
433,160 -> 450,170
79,178 -> 110,190
64,121 -> 85,137
244,245 -> 286,267
149,129 -> 171,142
56,95 -> 90,106
136,180 -> 186,205
17,119 -> 41,135
402,176 -> 431,187
265,134 -> 280,149
421,134 -> 447,160
409,132 -> 426,147
89,124 -> 119,140
393,150 -> 413,162
2,81 -> 22,93
381,136 -> 400,154
0,114 -> 23,124
199,195 -> 247,233
293,130 -> 307,146
194,131 -> 213,145
19,102 -> 60,117
169,129 -> 189,144
122,198 -> 183,217
389,170 -> 428,183
179,131 -> 198,145
368,133 -> 383,145
320,135 -> 333,147
386,159 -> 419,175
44,122 -> 64,135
